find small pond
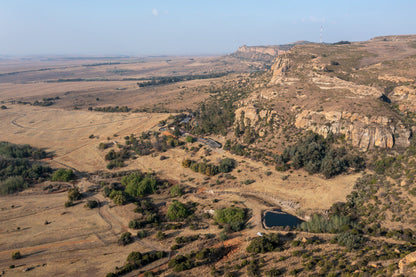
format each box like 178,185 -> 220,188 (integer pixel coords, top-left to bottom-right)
263,211 -> 303,228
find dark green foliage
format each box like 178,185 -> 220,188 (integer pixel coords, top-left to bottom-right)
175,235 -> 199,244
137,230 -> 147,239
1,105 -> 7,109
266,268 -> 282,277
182,158 -> 235,176
300,214 -> 353,233
118,232 -> 133,246
0,142 -> 51,194
374,156 -> 396,174
168,247 -> 227,272
94,106 -> 131,112
170,184 -> 184,197
219,158 -> 236,173
105,149 -> 129,169
185,136 -> 195,143
51,169 -> 74,182
214,207 -> 246,232
333,232 -> 365,249
0,176 -> 26,195
246,233 -> 284,253
109,190 -> 127,205
85,200 -> 98,209
12,251 -> 22,259
67,187 -> 81,201
64,200 -> 73,207
109,250 -> 166,276
156,231 -> 166,240
137,72 -> 228,87
122,172 -> 158,197
276,133 -> 364,178
0,142 -> 47,159
167,200 -> 189,221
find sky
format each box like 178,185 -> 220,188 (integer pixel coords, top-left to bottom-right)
0,0 -> 415,56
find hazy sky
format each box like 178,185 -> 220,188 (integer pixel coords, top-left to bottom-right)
1,0 -> 415,56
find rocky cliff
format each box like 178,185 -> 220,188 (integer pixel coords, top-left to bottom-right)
295,110 -> 411,150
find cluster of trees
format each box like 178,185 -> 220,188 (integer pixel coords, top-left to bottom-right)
121,172 -> 158,197
167,200 -> 189,221
214,207 -> 246,232
299,214 -> 354,233
168,246 -> 227,272
105,149 -> 129,169
93,106 -> 131,113
246,233 -> 284,254
331,232 -> 365,249
0,142 -> 51,194
51,169 -> 74,182
137,72 -> 228,87
181,158 -> 236,176
275,133 -> 365,178
107,250 -> 166,276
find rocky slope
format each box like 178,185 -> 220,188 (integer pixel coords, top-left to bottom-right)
233,35 -> 416,151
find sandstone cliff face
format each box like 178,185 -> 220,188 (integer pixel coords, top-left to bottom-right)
391,85 -> 416,112
295,110 -> 411,150
399,251 -> 416,275
237,45 -> 279,56
235,105 -> 277,137
269,54 -> 293,85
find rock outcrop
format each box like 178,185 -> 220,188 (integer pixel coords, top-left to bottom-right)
269,54 -> 293,85
295,110 -> 411,150
391,85 -> 416,112
399,251 -> 416,275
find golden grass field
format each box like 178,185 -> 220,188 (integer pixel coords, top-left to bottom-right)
0,55 -> 364,276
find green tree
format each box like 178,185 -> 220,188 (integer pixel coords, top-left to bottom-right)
52,169 -> 74,182
167,200 -> 189,221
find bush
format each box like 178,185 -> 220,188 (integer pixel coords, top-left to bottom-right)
300,214 -> 352,233
167,200 -> 189,221
12,251 -> 22,259
118,232 -> 133,246
137,230 -> 148,239
0,176 -> 26,195
67,187 -> 81,201
64,200 -> 73,207
85,200 -> 98,209
246,233 -> 283,253
122,172 -> 158,197
185,136 -> 195,143
334,232 -> 365,249
170,184 -> 184,197
156,231 -> 166,240
52,169 -> 74,182
214,207 -> 246,232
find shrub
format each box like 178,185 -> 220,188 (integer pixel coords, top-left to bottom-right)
246,233 -> 283,253
122,173 -> 158,197
167,200 -> 189,221
0,176 -> 26,195
214,207 -> 246,231
67,187 -> 81,201
170,184 -> 184,197
334,232 -> 365,249
118,232 -> 133,246
137,230 -> 148,239
300,214 -> 352,233
156,231 -> 166,240
185,136 -> 195,143
64,200 -> 73,207
52,169 -> 74,182
12,251 -> 22,259
85,200 -> 98,209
